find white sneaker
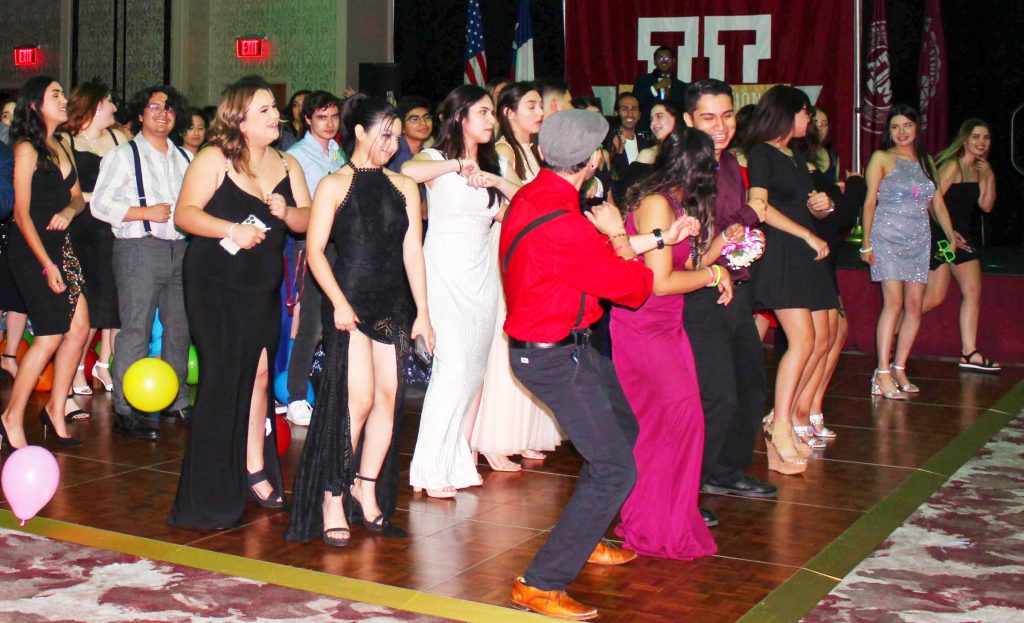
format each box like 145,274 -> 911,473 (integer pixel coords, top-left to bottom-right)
286,400 -> 312,426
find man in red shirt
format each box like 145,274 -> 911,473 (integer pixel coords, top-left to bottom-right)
501,109 -> 692,620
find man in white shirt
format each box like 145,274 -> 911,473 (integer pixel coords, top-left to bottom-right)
283,90 -> 343,426
92,86 -> 193,440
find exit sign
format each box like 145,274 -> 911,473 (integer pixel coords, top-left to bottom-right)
235,37 -> 267,59
13,47 -> 41,67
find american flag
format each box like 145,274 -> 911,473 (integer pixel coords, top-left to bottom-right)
464,0 -> 488,86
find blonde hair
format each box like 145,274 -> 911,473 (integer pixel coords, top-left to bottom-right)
206,77 -> 273,176
935,118 -> 991,168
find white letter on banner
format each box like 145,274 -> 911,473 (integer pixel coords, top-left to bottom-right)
637,17 -> 699,82
703,15 -> 771,83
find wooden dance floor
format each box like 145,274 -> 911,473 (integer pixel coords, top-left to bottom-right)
1,352 -> 1022,622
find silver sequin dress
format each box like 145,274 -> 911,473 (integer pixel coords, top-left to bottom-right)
869,157 -> 935,283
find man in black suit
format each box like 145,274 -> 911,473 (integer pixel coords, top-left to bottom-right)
632,46 -> 688,131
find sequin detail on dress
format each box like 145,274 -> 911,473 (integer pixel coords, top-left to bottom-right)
869,158 -> 936,283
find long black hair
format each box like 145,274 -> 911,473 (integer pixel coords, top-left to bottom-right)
11,75 -> 60,171
881,104 -> 934,181
340,94 -> 400,163
434,85 -> 501,208
625,126 -> 717,255
744,85 -> 811,151
496,81 -> 542,181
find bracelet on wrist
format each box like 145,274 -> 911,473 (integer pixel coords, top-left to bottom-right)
227,223 -> 237,241
712,264 -> 723,287
455,159 -> 463,174
41,262 -> 56,275
858,246 -> 873,254
704,266 -> 715,287
652,228 -> 665,250
608,232 -> 628,243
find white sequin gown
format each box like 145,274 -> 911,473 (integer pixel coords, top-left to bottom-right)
471,142 -> 564,456
409,149 -> 500,490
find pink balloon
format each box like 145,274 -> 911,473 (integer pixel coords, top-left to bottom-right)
2,446 -> 60,526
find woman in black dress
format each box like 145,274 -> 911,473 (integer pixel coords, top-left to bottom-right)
923,119 -> 999,372
745,85 -> 835,475
286,97 -> 432,546
169,77 -> 311,530
65,82 -> 128,402
0,76 -> 89,450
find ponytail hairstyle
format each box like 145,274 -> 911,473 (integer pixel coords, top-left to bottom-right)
340,94 -> 400,164
11,75 -> 60,171
434,85 -> 501,208
496,81 -> 543,181
626,126 -> 717,256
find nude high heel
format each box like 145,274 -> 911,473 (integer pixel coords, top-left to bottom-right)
762,413 -> 807,475
890,364 -> 920,393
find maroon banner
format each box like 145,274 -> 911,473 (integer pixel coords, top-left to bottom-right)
861,0 -> 893,167
917,0 -> 948,154
564,0 -> 856,168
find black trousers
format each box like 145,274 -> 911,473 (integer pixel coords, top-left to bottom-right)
510,341 -> 638,592
683,283 -> 766,486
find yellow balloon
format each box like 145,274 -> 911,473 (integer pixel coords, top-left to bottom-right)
123,357 -> 179,412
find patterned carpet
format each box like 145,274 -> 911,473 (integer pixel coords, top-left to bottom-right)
803,408 -> 1024,623
0,528 -> 450,623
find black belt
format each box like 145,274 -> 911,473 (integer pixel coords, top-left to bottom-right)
509,329 -> 591,350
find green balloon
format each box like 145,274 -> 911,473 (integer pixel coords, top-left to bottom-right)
22,330 -> 33,345
187,344 -> 199,385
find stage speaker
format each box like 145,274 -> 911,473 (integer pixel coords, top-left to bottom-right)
359,63 -> 401,101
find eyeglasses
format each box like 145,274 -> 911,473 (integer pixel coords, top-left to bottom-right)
655,54 -> 673,61
934,239 -> 956,264
144,102 -> 176,114
815,120 -> 830,128
406,114 -> 432,125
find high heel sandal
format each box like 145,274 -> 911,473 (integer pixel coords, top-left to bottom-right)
91,361 -> 114,392
246,469 -> 284,509
65,394 -> 89,422
350,474 -> 385,532
871,369 -> 907,400
793,425 -> 827,449
762,413 -> 807,475
38,407 -> 83,447
322,493 -> 350,547
72,364 -> 92,395
483,453 -> 522,472
808,413 -> 836,439
890,364 -> 920,393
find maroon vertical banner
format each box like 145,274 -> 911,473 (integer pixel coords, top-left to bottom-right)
917,0 -> 948,154
861,0 -> 893,167
563,0 -> 856,167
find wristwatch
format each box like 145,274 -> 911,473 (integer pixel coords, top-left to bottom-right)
652,228 -> 665,250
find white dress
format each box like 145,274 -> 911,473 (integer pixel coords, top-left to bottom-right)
471,141 -> 564,455
409,148 -> 501,490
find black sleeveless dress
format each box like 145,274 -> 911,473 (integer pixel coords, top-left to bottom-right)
930,163 -> 980,269
7,143 -> 85,335
69,129 -> 120,328
286,164 -> 413,542
169,160 -> 292,530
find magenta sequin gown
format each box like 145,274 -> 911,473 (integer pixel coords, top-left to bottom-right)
609,205 -> 717,561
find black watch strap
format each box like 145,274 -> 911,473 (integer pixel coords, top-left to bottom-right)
652,228 -> 665,250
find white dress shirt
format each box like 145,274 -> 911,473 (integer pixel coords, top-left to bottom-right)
91,134 -> 190,240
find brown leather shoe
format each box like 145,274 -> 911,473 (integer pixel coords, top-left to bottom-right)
510,577 -> 598,620
586,540 -> 638,566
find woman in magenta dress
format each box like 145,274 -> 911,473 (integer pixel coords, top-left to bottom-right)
611,127 -> 729,560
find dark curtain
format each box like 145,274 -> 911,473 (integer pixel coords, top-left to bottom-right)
393,0 -> 565,105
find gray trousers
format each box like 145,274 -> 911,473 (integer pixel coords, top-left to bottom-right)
111,237 -> 191,415
286,241 -> 333,402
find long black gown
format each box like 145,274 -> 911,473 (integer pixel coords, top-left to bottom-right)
169,160 -> 292,530
68,129 -> 120,328
286,164 -> 413,542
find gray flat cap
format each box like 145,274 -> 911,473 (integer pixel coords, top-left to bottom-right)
538,110 -> 609,167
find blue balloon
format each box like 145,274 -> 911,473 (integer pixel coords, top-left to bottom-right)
273,370 -> 314,406
149,310 -> 163,357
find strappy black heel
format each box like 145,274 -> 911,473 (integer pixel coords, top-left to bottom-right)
246,469 -> 284,509
322,492 -> 350,547
349,474 -> 385,532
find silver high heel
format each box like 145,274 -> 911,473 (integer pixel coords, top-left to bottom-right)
890,364 -> 920,393
871,369 -> 907,400
808,413 -> 836,439
793,425 -> 827,448
91,361 -> 114,392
